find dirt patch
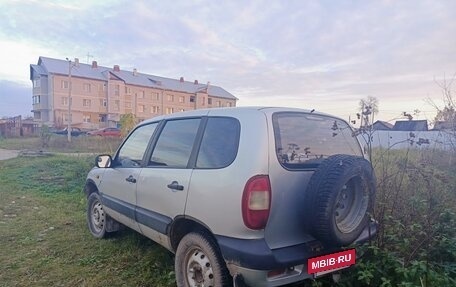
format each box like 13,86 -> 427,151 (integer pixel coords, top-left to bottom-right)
0,149 -> 19,160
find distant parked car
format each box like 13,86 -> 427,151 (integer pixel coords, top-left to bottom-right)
53,127 -> 84,137
87,127 -> 121,137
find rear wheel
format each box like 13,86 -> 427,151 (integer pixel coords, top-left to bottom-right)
175,232 -> 231,287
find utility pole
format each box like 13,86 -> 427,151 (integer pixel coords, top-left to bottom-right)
67,58 -> 73,142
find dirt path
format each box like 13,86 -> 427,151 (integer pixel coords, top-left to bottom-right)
0,149 -> 19,160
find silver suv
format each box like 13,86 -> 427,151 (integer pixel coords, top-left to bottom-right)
83,107 -> 377,287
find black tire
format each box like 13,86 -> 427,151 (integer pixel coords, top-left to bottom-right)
304,154 -> 376,246
87,193 -> 108,238
175,232 -> 231,287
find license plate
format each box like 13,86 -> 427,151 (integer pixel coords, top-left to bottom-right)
307,249 -> 356,276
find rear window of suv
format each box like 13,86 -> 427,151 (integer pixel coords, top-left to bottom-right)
272,112 -> 362,169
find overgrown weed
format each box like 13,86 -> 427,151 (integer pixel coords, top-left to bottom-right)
336,148 -> 456,287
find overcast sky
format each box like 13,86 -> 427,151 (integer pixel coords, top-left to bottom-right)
1,0 -> 455,123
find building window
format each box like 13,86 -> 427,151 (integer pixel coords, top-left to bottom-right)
179,96 -> 185,103
114,100 -> 120,111
83,83 -> 91,93
114,85 -> 119,96
208,98 -> 212,105
99,99 -> 107,107
201,97 -> 206,106
165,107 -> 174,114
83,99 -> 91,107
62,80 -> 69,89
151,92 -> 159,101
61,97 -> 68,106
190,96 -> 195,103
151,106 -> 159,114
138,104 -> 145,113
99,114 -> 107,122
33,79 -> 40,88
63,113 -> 72,123
167,94 -> 174,102
33,95 -> 41,104
227,102 -> 233,107
180,108 -> 185,112
125,86 -> 131,94
216,101 -> 221,107
83,114 -> 91,123
139,91 -> 145,99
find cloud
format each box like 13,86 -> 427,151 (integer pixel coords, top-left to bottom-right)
0,0 -> 455,120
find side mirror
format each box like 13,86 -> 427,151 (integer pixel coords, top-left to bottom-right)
96,155 -> 112,168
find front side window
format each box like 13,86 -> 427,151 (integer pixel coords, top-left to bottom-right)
149,118 -> 201,168
196,117 -> 240,169
117,123 -> 158,167
273,112 -> 362,169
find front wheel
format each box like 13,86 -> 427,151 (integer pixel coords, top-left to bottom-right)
175,232 -> 231,287
87,193 -> 107,238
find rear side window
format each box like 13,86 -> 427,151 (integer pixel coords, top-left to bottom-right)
273,112 -> 362,169
196,117 -> 240,169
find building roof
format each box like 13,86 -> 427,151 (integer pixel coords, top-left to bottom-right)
32,56 -> 237,100
372,120 -> 394,130
393,120 -> 428,131
37,57 -> 108,81
29,64 -> 47,80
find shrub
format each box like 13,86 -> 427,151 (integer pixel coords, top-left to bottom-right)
335,148 -> 456,286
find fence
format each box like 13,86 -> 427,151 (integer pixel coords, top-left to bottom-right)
358,130 -> 456,151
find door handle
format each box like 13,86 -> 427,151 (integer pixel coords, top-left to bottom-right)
125,175 -> 137,183
167,181 -> 184,191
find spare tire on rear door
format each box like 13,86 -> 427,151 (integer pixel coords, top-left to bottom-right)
303,154 -> 376,246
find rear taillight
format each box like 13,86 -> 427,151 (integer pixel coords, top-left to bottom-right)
242,175 -> 271,230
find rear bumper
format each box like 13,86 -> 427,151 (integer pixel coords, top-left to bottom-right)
215,235 -> 325,270
216,220 -> 378,286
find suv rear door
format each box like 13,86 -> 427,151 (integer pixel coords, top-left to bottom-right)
136,118 -> 202,241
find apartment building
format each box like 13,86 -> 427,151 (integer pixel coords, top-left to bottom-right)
30,57 -> 237,129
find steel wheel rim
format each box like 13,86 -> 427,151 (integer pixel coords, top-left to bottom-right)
91,201 -> 105,233
335,178 -> 369,234
185,247 -> 214,287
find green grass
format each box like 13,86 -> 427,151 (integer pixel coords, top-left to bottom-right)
0,145 -> 454,287
0,156 -> 175,287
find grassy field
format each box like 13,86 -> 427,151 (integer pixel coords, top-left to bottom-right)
0,156 -> 175,287
0,140 -> 455,287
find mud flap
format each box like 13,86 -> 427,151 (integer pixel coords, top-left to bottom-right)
233,274 -> 249,287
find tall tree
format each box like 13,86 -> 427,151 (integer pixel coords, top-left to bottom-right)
358,96 -> 379,128
119,113 -> 137,137
429,74 -> 456,127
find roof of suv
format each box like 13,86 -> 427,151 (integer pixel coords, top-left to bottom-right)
139,106 -> 339,125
